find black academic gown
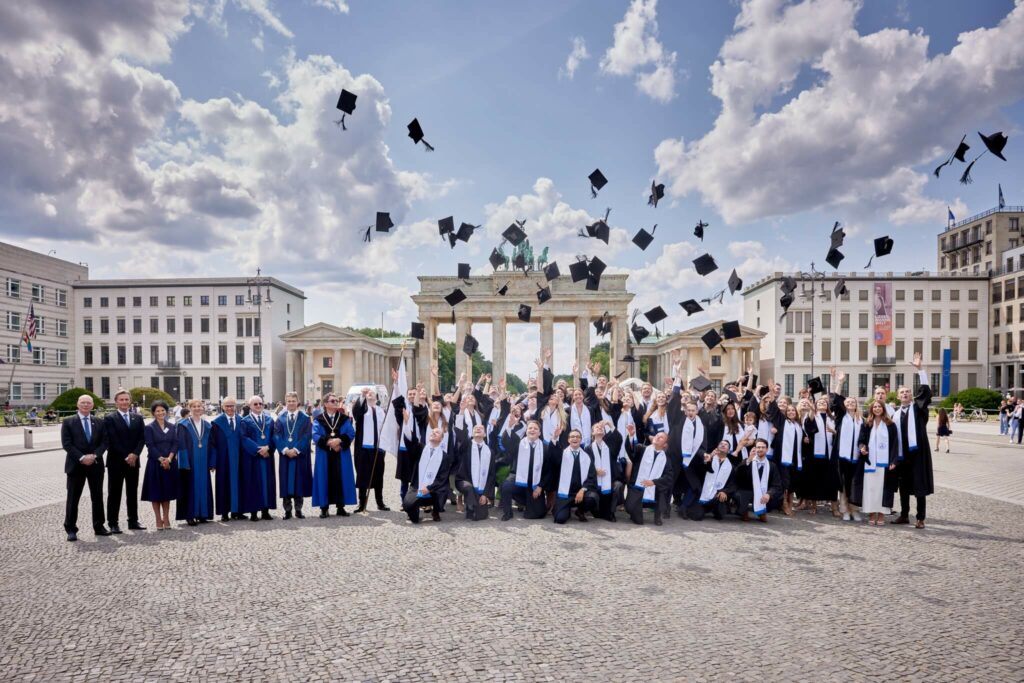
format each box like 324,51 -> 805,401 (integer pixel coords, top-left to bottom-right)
699,406 -> 725,452
851,422 -> 899,509
402,445 -> 452,523
455,441 -> 497,521
685,455 -> 737,520
624,438 -> 673,525
733,458 -> 783,516
584,439 -> 623,521
499,438 -> 555,519
551,449 -> 599,524
829,393 -> 859,500
894,385 -> 936,498
351,397 -> 386,490
800,413 -> 837,502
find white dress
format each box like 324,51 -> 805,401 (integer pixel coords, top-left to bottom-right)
860,424 -> 890,514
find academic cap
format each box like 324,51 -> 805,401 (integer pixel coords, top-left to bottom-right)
569,260 -> 590,283
544,262 -> 560,281
694,220 -> 708,241
834,279 -> 848,297
586,273 -> 601,291
407,118 -> 434,151
979,131 -> 1009,161
632,227 -> 655,251
693,253 -> 718,276
444,288 -> 466,307
536,285 -> 552,304
438,216 -> 454,236
722,320 -> 741,340
456,222 -> 476,243
497,281 -> 510,296
620,354 -> 638,364
645,306 -> 668,325
593,313 -> 612,336
502,223 -> 527,246
589,169 -> 607,197
701,328 -> 723,350
335,89 -> 356,129
631,323 -> 650,344
458,263 -> 471,279
463,334 -> 479,356
410,322 -> 425,340
829,221 -> 846,250
728,269 -> 743,295
680,299 -> 703,316
517,304 -> 532,322
691,376 -> 712,393
489,249 -> 504,270
375,212 -> 394,232
781,276 -> 798,294
583,218 -> 611,244
588,256 -> 606,277
447,232 -> 458,249
648,181 -> 665,208
807,377 -> 825,396
825,247 -> 844,269
933,135 -> 970,177
780,291 -> 794,311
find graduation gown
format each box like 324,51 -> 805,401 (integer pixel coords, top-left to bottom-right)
211,414 -> 244,515
352,397 -> 386,489
799,413 -> 838,501
275,411 -> 313,498
499,438 -> 554,519
176,419 -> 215,521
240,413 -> 277,512
893,384 -> 936,498
402,444 -> 452,522
852,421 -> 899,511
455,440 -> 497,520
395,404 -> 427,486
829,393 -> 860,500
685,454 -> 736,520
624,439 -> 673,524
311,411 -> 357,508
585,439 -> 623,521
551,448 -> 599,523
733,458 -> 783,514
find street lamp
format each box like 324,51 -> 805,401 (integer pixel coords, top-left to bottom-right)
797,262 -> 829,382
246,268 -> 274,399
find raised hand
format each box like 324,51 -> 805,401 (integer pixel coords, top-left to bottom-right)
911,351 -> 922,369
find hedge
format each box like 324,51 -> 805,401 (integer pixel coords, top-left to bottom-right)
49,387 -> 105,413
939,388 -> 1002,411
128,387 -> 175,410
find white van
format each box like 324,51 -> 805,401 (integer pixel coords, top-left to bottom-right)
344,384 -> 390,409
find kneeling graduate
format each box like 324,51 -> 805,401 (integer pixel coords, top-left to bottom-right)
499,420 -> 553,521
685,439 -> 737,521
552,429 -> 599,524
733,438 -> 782,521
455,424 -> 496,521
624,431 -> 673,526
402,427 -> 452,524
585,423 -> 623,521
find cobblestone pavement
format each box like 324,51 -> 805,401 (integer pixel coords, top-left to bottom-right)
1,429 -> 1022,681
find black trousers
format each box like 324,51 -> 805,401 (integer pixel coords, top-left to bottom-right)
65,465 -> 105,533
899,491 -> 927,521
624,485 -> 663,525
499,480 -> 548,519
686,497 -> 728,521
106,463 -> 140,525
552,491 -> 598,524
734,490 -> 783,516
282,496 -> 304,513
596,481 -> 624,520
457,482 -> 491,521
402,489 -> 441,523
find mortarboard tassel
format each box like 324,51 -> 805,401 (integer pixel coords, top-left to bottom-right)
959,158 -> 979,185
362,226 -> 372,242
422,139 -> 435,152
863,255 -> 874,269
334,114 -> 347,131
933,157 -> 951,177
591,185 -> 598,199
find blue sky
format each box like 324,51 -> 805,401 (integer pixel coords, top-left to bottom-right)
2,0 -> 1023,379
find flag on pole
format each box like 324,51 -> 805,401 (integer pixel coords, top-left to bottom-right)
378,355 -> 408,455
999,183 -> 1006,209
21,303 -> 37,353
948,207 -> 955,224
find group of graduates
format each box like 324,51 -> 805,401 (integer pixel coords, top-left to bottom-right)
61,350 -> 936,540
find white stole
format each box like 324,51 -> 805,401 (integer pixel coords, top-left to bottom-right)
470,441 -> 491,493
895,404 -> 918,460
680,417 -> 704,466
400,410 -> 414,450
416,445 -> 444,498
756,418 -> 774,455
541,408 -> 559,443
634,446 -> 666,503
361,403 -> 384,449
752,458 -> 770,515
557,448 -> 591,499
569,404 -> 592,446
699,456 -> 733,504
781,421 -> 804,470
591,440 -> 612,494
616,410 -> 635,460
867,422 -> 890,471
515,438 -> 544,488
813,413 -> 832,458
838,415 -> 861,461
486,405 -> 501,436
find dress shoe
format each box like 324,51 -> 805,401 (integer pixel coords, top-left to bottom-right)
376,503 -> 391,512
319,509 -> 329,519
261,510 -> 273,520
221,514 -> 230,522
654,518 -> 664,526
283,511 -> 293,520
128,522 -> 146,530
187,519 -> 198,527
608,514 -> 617,522
500,512 -> 513,521
410,516 -> 421,524
250,513 -> 259,522
198,518 -> 209,524
575,509 -> 588,522
431,510 -> 441,522
295,511 -> 305,519
67,531 -> 78,542
94,527 -> 112,536
758,514 -> 768,522
355,504 -> 367,513
336,508 -> 350,517
109,524 -> 123,534
891,516 -> 910,525
232,513 -> 245,520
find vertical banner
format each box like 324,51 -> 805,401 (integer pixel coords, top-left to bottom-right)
873,282 -> 893,346
941,348 -> 952,396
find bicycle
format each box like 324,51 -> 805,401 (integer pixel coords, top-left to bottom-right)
966,408 -> 988,422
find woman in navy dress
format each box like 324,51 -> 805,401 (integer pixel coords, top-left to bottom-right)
141,400 -> 179,530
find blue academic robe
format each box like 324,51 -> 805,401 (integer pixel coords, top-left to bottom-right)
312,413 -> 357,508
212,414 -> 244,515
274,411 -> 313,498
176,419 -> 215,521
241,413 -> 277,512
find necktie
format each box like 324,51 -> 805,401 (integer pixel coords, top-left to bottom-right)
529,443 -> 536,485
758,463 -> 764,478
123,413 -> 130,427
83,417 -> 92,442
230,417 -> 235,431
371,408 -> 378,448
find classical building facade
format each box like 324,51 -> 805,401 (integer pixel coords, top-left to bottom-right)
632,321 -> 765,391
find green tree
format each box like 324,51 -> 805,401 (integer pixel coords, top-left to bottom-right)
590,342 -> 609,374
350,327 -> 404,338
49,387 -> 104,413
128,387 -> 176,410
940,387 -> 1002,411
434,339 -> 527,395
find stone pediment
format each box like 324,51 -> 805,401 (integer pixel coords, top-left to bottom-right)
281,322 -> 382,343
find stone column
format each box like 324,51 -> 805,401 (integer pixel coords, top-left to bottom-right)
455,317 -> 469,381
752,347 -> 761,379
575,316 -> 589,376
285,348 -> 295,395
304,348 -> 315,402
540,317 -> 554,366
333,348 -> 342,395
729,348 -> 740,380
415,316 -> 435,387
611,309 -> 628,378
491,316 -> 506,384
354,348 -> 364,383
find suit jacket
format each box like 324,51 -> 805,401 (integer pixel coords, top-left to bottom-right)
62,413 -> 107,475
104,411 -> 146,470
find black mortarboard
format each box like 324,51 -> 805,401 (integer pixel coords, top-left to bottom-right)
438,216 -> 454,236
586,273 -> 600,291
632,226 -> 655,251
693,253 -> 718,276
463,334 -> 479,356
701,328 -> 723,350
645,306 -> 668,325
517,304 -> 532,323
447,231 -> 458,249
648,181 -> 665,208
934,134 -> 970,177
631,323 -> 650,344
569,260 -> 589,283
536,285 -> 552,304
781,276 -> 798,294
588,256 -> 606,277
489,249 -> 504,270
335,89 -> 356,129
375,212 -> 394,232
694,220 -> 708,241
825,247 -> 844,269
444,288 -> 466,307
834,279 -> 848,297
497,281 -> 510,296
864,236 -> 893,268
807,377 -> 824,396
588,169 -> 607,197
458,263 -> 471,280
691,376 -> 712,393
722,320 -> 741,340
680,299 -> 703,316
582,214 -> 611,244
502,223 -> 527,246
410,322 -> 425,340
544,262 -> 560,281
392,395 -> 406,414
620,354 -> 638,364
780,291 -> 794,312
407,118 -> 434,151
593,313 -> 612,336
728,269 -> 743,295
456,222 -> 475,243
979,131 -> 1008,161
829,221 -> 845,249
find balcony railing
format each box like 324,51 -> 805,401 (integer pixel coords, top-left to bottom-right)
944,205 -> 1024,231
157,360 -> 180,370
871,357 -> 898,367
940,236 -> 984,253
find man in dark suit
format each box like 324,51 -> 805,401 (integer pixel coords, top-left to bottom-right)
62,394 -> 110,541
104,389 -> 146,532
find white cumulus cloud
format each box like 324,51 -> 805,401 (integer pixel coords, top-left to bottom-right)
600,0 -> 677,102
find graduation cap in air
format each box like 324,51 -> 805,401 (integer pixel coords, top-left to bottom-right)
807,377 -> 825,396
447,232 -> 459,249
407,118 -> 434,151
722,320 -> 741,340
497,281 -> 510,296
933,135 -> 970,178
544,262 -> 560,281
863,236 -> 894,268
632,224 -> 657,251
645,306 -> 668,325
834,279 -> 848,297
593,312 -> 612,336
569,259 -> 590,283
648,180 -> 665,208
536,283 -> 552,304
334,89 -> 356,130
694,220 -> 708,241
825,247 -> 844,269
456,222 -> 476,244
693,253 -> 718,276
700,289 -> 725,307
502,222 -> 527,247
438,216 -> 454,237
588,255 -> 606,278
830,221 -> 845,249
580,208 -> 611,244
457,263 -> 472,281
961,131 -> 1008,184
779,291 -> 795,321
728,269 -> 743,295
410,322 -> 425,340
588,169 -> 607,198
375,212 -> 394,233
781,276 -> 798,294
463,334 -> 479,356
517,304 -> 532,323
444,288 -> 467,307
680,299 -> 703,316
691,375 -> 712,393
630,310 -> 650,344
489,249 -> 505,270
701,328 -> 723,350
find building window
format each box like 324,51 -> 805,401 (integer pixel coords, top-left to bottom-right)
82,345 -> 92,365
895,289 -> 905,302
35,316 -> 45,336
968,310 -> 978,329
950,311 -> 960,329
237,318 -> 244,337
201,376 -> 211,400
253,376 -> 262,396
201,345 -> 210,365
711,355 -> 722,367
930,339 -> 941,361
784,341 -> 795,362
183,344 -> 193,365
99,297 -> 108,308
821,339 -> 831,362
858,374 -> 868,398
219,377 -> 228,398
950,339 -> 960,361
183,317 -> 193,334
840,312 -> 850,329
218,295 -> 227,306
133,345 -> 142,365
932,373 -> 942,394
99,318 -> 109,334
994,334 -> 1000,355
33,348 -> 45,365
116,318 -> 126,334
100,377 -> 110,399
931,311 -> 941,328
968,339 -> 978,361
858,312 -> 868,329
218,345 -> 228,364
895,312 -> 906,329
235,295 -> 244,306
858,340 -> 868,362
56,349 -> 68,367
117,345 -> 126,365
56,288 -> 67,307
1007,332 -> 1014,354
913,312 -> 923,329
950,289 -> 959,302
821,312 -> 831,329
56,383 -> 68,395
235,344 -> 245,364
150,345 -> 159,364
183,296 -> 193,307
33,383 -> 45,401
10,383 -> 21,401
6,278 -> 21,298
200,295 -> 210,306
82,296 -> 91,308
31,283 -> 44,303
803,341 -> 812,362
784,375 -> 794,398
115,296 -> 125,307
166,296 -> 175,307
994,308 -> 1001,326
218,317 -> 227,333
840,340 -> 850,362
56,319 -> 67,337
148,296 -> 158,307
895,340 -> 904,359
82,378 -> 92,394
253,344 -> 262,365
5,311 -> 21,331
166,345 -> 176,363
167,318 -> 176,334
968,289 -> 978,301
133,296 -> 142,307
858,290 -> 868,302
236,376 -> 246,398
185,376 -> 193,398
245,318 -> 253,337
150,376 -> 160,389
200,318 -> 210,333
100,345 -> 110,365
913,290 -> 923,302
